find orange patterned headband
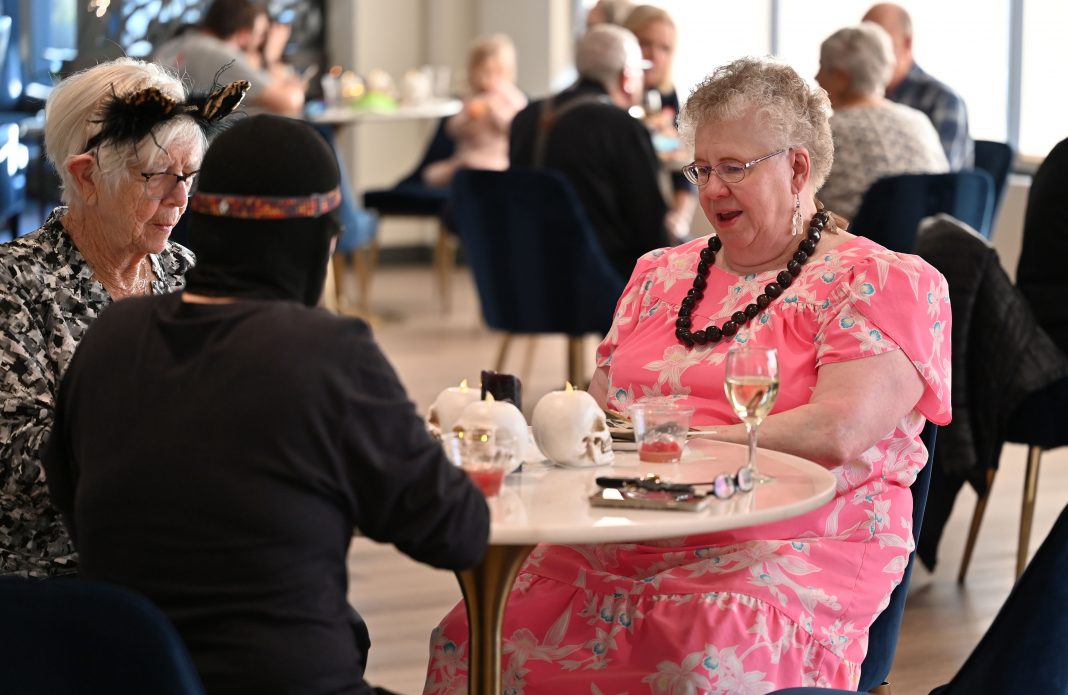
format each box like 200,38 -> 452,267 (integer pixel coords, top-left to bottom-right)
188,187 -> 342,219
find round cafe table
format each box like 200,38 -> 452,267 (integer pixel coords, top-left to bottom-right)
457,439 -> 837,695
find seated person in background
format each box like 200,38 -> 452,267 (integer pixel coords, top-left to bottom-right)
510,24 -> 669,280
624,4 -> 697,241
863,3 -> 974,169
154,0 -> 305,115
0,58 -> 242,577
816,22 -> 948,221
422,34 -> 527,188
43,115 -> 490,695
425,57 -> 951,693
1017,135 -> 1068,354
585,0 -> 635,27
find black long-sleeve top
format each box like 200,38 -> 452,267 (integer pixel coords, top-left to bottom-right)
44,293 -> 489,695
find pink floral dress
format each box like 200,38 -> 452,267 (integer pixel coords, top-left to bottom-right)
424,235 -> 952,694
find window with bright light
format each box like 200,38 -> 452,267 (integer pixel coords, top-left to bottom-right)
1020,1 -> 1068,160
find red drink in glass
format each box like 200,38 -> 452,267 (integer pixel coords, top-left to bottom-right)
464,465 -> 505,496
639,439 -> 683,463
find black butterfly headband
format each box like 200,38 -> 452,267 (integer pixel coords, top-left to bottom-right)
83,79 -> 251,153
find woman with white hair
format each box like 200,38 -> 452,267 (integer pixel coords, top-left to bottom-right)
0,58 -> 246,577
816,21 -> 947,220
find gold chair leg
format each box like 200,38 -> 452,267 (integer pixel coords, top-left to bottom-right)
324,255 -> 344,314
567,336 -> 587,389
495,333 -> 513,373
1017,446 -> 1043,580
353,240 -> 379,315
433,223 -> 456,314
868,682 -> 891,695
958,466 -> 998,584
520,336 -> 538,388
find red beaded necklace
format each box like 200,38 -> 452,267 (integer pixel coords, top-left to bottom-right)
675,210 -> 831,348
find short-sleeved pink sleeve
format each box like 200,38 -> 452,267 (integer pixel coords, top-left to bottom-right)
815,248 -> 952,425
595,249 -> 664,370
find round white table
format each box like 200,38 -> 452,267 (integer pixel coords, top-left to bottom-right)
308,98 -> 461,127
457,439 -> 837,695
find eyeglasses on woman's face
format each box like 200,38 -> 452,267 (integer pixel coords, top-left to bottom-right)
682,148 -> 787,187
140,170 -> 199,200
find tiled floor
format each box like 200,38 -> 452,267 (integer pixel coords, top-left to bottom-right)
344,262 -> 1068,695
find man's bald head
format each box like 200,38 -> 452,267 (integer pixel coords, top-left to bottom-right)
862,3 -> 913,92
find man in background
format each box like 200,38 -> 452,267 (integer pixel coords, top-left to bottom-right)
154,0 -> 305,115
509,24 -> 669,280
863,2 -> 974,170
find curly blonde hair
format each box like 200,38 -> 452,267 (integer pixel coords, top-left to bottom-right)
678,57 -> 834,190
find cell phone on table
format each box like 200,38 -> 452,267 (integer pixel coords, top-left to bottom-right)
588,487 -> 711,512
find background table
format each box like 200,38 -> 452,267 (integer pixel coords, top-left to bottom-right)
458,439 -> 837,694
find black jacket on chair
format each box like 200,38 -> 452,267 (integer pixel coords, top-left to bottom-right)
914,215 -> 1068,569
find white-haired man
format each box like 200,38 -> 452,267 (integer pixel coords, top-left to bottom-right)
509,24 -> 669,280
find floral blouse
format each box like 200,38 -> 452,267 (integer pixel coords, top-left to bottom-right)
0,208 -> 194,577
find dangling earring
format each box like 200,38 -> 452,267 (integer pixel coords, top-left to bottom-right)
792,194 -> 802,236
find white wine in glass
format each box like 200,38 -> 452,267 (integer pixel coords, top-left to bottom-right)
724,346 -> 780,483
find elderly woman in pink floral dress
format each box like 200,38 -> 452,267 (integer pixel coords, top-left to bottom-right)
424,57 -> 951,694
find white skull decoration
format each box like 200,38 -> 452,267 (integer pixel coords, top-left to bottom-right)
427,380 -> 480,438
531,386 -> 614,468
452,395 -> 528,474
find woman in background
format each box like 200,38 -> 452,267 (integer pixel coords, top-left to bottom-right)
624,4 -> 696,241
816,22 -> 947,220
422,34 -> 527,188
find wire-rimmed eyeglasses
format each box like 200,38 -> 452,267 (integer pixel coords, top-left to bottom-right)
681,148 -> 787,187
141,171 -> 199,200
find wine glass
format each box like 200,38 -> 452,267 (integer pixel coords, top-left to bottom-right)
724,345 -> 780,483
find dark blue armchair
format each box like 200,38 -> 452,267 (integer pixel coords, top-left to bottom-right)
0,577 -> 205,694
450,168 -> 625,387
849,171 -> 995,251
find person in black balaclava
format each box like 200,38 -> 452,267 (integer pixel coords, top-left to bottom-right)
43,114 -> 489,695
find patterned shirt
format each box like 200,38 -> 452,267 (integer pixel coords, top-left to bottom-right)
0,208 -> 194,577
821,102 -> 949,220
888,62 -> 974,171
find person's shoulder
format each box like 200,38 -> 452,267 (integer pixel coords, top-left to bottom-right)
827,235 -> 944,288
0,212 -> 70,287
160,241 -> 195,278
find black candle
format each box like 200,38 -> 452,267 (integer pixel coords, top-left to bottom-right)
480,370 -> 522,411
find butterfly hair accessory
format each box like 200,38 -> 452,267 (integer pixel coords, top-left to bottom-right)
83,74 -> 251,153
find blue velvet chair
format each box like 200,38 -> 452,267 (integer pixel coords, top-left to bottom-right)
0,577 -> 205,694
770,500 -> 1068,695
450,168 -> 625,386
362,117 -> 457,311
849,171 -> 995,251
958,375 -> 1068,582
855,422 -> 937,694
971,140 -> 1014,228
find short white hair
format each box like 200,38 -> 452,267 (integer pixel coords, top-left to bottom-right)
679,57 -> 834,191
819,22 -> 895,97
575,24 -> 644,91
45,58 -> 207,204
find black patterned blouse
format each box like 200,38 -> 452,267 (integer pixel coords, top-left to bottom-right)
0,208 -> 195,577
